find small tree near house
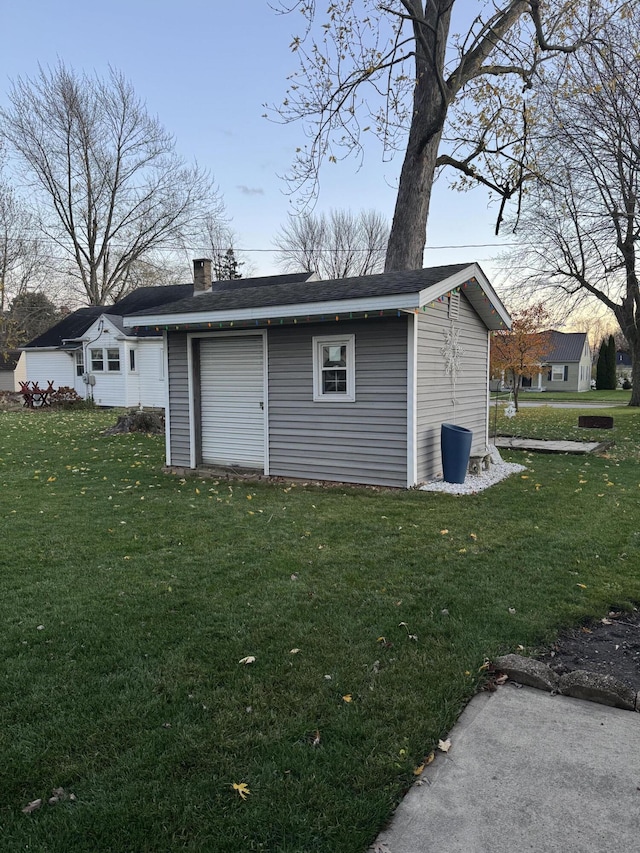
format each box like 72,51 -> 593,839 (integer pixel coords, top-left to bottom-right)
491,305 -> 552,411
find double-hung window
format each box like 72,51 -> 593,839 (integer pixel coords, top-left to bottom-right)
107,348 -> 120,372
551,364 -> 568,382
313,335 -> 355,402
90,348 -> 104,372
90,347 -> 121,372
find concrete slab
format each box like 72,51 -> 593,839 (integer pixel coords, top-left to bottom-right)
494,437 -> 609,454
373,687 -> 640,853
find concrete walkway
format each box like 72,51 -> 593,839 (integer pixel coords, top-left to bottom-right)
494,437 -> 609,454
373,686 -> 640,852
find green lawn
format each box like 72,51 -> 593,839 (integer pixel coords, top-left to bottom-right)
1,408 -> 639,852
492,389 -> 631,403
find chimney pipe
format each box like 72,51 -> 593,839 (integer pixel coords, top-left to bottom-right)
193,258 -> 212,292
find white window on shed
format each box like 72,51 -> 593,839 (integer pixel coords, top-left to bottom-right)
75,350 -> 84,377
313,334 -> 355,402
129,348 -> 136,372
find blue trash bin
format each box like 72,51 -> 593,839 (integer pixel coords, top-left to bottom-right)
441,423 -> 473,484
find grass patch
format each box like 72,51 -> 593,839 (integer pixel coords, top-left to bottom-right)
491,389 -> 631,403
1,408 -> 640,851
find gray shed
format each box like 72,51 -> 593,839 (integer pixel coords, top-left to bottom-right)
125,262 -> 510,488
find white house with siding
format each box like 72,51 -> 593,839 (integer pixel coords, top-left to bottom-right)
21,285 -> 196,408
125,260 -> 511,488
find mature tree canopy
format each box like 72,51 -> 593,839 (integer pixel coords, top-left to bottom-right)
0,179 -> 43,314
272,0 -> 617,272
506,4 -> 640,404
274,208 -> 388,278
0,63 -> 223,306
491,303 -> 552,410
7,291 -> 64,346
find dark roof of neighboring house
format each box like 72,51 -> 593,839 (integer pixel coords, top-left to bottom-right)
128,264 -> 472,318
544,331 -> 588,363
23,284 -> 195,348
24,307 -> 104,348
617,350 -> 632,366
211,271 -> 315,291
0,350 -> 21,371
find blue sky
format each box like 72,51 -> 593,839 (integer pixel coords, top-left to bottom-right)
1,1 -> 511,279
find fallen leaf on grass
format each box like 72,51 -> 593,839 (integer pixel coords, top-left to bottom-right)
342,693 -> 353,703
311,730 -> 321,747
22,798 -> 43,814
232,782 -> 250,800
437,739 -> 451,753
440,529 -> 449,535
289,648 -> 301,654
239,656 -> 256,665
577,583 -> 587,590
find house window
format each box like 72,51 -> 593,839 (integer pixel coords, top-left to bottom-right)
75,350 -> 84,377
107,349 -> 120,372
129,348 -> 136,372
551,364 -> 568,382
90,348 -> 104,371
90,347 -> 120,372
313,335 -> 355,402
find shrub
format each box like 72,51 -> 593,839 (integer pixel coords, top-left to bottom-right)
50,387 -> 94,409
622,379 -> 632,390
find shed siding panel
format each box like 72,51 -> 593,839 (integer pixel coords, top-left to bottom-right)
167,333 -> 191,466
416,296 -> 489,482
268,318 -> 408,487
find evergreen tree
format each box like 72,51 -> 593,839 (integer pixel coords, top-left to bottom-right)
212,247 -> 243,281
606,334 -> 617,389
595,339 -> 608,390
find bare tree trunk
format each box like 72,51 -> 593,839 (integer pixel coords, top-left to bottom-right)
630,340 -> 640,406
384,0 -> 452,272
385,123 -> 442,272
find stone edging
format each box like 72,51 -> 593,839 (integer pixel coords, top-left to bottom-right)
493,653 -> 639,712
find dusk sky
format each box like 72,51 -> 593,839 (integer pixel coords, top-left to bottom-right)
2,1 -> 514,280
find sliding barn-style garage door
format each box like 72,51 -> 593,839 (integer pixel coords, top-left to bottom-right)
199,335 -> 265,468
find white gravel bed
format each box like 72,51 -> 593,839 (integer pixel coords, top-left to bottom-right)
419,445 -> 527,495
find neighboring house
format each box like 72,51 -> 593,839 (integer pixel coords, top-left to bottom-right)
521,331 -> 592,393
0,350 -> 26,392
22,285 -> 196,407
22,270 -> 316,408
125,260 -> 510,488
616,350 -> 632,380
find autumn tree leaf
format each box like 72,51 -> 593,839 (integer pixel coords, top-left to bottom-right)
239,656 -> 256,665
437,738 -> 452,753
232,782 -> 251,800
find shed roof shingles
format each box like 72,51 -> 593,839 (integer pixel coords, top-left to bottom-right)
129,264 -> 471,320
